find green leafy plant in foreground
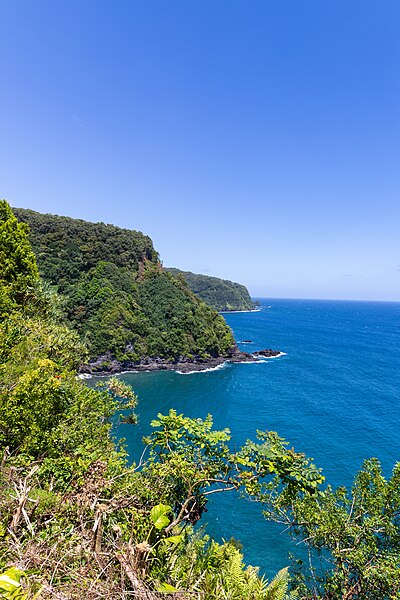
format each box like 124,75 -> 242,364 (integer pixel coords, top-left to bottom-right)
265,458 -> 400,598
0,567 -> 39,600
144,409 -> 324,534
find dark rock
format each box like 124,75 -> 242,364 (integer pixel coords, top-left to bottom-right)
252,349 -> 281,358
79,345 -> 282,376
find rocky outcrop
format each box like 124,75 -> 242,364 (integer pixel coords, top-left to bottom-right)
252,349 -> 282,358
80,346 -> 283,376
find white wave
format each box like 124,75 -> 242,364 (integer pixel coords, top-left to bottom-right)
176,362 -> 229,375
76,373 -> 93,379
238,360 -> 269,365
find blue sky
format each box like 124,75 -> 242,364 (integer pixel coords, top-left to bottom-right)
1,1 -> 399,300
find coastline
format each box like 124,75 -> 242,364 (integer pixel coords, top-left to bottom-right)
219,308 -> 261,314
79,347 -> 283,377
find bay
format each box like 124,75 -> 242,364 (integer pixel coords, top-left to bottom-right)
115,298 -> 400,578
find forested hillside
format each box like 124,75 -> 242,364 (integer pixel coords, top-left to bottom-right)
167,268 -> 255,312
13,208 -> 235,370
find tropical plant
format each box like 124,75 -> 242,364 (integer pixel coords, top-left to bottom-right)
144,410 -> 324,534
263,458 -> 400,598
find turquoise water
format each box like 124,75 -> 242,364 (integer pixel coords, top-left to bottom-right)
116,298 -> 400,577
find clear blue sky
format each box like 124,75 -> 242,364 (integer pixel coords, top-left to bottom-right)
1,1 -> 399,300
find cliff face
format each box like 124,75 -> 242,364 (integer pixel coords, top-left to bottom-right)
167,268 -> 255,312
13,208 -> 235,368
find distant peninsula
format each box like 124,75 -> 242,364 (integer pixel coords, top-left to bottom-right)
166,268 -> 256,312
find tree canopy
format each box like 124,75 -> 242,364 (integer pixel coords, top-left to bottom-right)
0,201 -> 39,317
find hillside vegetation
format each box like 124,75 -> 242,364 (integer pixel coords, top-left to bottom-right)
167,268 -> 255,312
13,208 -> 235,369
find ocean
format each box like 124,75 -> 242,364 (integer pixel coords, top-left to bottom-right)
115,298 -> 400,578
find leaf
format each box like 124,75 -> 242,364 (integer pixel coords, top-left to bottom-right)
163,534 -> 183,545
150,504 -> 171,530
266,567 -> 290,600
0,567 -> 23,592
156,582 -> 179,593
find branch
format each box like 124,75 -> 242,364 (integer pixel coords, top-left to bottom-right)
203,485 -> 237,496
165,495 -> 195,533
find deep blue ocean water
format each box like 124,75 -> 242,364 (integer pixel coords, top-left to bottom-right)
115,298 -> 400,578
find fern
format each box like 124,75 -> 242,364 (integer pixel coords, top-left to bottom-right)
265,567 -> 292,600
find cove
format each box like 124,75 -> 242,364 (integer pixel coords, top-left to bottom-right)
115,298 -> 400,577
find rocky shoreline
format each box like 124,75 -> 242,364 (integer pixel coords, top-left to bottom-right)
80,347 -> 282,376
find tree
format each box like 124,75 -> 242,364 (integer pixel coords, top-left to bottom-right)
145,411 -> 400,597
144,409 -> 324,533
261,458 -> 400,598
0,200 -> 38,317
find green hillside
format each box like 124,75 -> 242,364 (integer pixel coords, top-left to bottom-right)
13,208 -> 235,367
167,268 -> 255,312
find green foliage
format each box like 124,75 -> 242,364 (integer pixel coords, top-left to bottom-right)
167,533 -> 294,600
13,208 -> 235,364
265,568 -> 295,600
144,410 -> 324,536
237,430 -> 325,501
167,267 -> 255,311
0,200 -> 292,598
266,458 -> 400,597
150,504 -> 172,530
12,207 -> 158,291
0,313 -> 86,380
0,357 -> 70,455
0,201 -> 39,318
136,267 -> 235,359
0,568 -> 28,599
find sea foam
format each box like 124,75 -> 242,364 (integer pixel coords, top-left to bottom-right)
176,362 -> 229,375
